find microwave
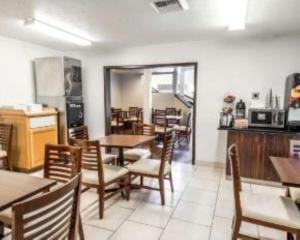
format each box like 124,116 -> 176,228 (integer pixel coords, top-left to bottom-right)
248,109 -> 285,128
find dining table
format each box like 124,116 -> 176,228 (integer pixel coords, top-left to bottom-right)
99,134 -> 155,166
270,156 -> 300,187
0,170 -> 56,238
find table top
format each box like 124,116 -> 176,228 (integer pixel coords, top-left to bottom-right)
99,134 -> 155,148
270,156 -> 300,187
0,170 -> 56,211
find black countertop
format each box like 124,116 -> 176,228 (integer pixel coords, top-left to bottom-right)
218,127 -> 300,135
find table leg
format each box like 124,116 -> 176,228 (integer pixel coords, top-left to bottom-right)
0,222 -> 4,239
118,147 -> 124,167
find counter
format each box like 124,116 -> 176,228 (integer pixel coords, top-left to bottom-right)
0,108 -> 58,172
219,127 -> 300,182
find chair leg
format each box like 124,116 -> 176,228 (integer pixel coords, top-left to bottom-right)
159,177 -> 165,206
140,176 -> 144,187
169,172 -> 174,192
287,232 -> 294,240
125,175 -> 130,201
98,188 -> 105,219
231,216 -> 241,240
78,214 -> 85,240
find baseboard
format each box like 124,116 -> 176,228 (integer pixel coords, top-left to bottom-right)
226,175 -> 283,187
195,160 -> 225,169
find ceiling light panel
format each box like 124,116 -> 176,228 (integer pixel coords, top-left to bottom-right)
24,18 -> 92,46
227,0 -> 249,31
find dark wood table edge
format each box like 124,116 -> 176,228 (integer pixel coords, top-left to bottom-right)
270,156 -> 300,188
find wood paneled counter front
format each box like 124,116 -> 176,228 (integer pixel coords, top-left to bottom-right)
0,108 -> 58,172
220,127 -> 300,182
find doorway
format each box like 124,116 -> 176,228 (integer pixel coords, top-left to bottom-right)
103,62 -> 197,165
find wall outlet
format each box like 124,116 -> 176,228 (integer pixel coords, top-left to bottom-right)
252,92 -> 260,100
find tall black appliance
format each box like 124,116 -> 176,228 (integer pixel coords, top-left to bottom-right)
35,57 -> 84,143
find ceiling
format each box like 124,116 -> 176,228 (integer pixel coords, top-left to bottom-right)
1,0 -> 300,52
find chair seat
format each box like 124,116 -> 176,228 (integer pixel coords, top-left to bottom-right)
0,208 -> 11,225
127,158 -> 171,176
155,126 -> 173,134
124,148 -> 151,161
290,187 -> 300,204
240,191 -> 300,229
82,164 -> 128,185
174,125 -> 190,132
0,150 -> 7,158
111,121 -> 124,127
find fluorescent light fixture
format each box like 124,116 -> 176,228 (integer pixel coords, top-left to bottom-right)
179,0 -> 189,10
24,18 -> 92,46
227,0 -> 248,31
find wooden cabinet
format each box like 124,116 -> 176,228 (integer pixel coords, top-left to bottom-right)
226,129 -> 300,182
0,108 -> 58,172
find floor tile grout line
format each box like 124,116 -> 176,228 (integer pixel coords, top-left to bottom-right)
158,166 -> 199,239
208,172 -> 222,240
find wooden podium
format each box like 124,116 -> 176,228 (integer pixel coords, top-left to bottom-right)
0,108 -> 58,172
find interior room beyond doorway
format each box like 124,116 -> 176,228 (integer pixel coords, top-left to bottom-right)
104,63 -> 197,165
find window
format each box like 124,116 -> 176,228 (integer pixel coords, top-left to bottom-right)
152,73 -> 174,93
183,69 -> 194,98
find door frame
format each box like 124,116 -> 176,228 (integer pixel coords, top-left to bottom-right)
103,62 -> 198,165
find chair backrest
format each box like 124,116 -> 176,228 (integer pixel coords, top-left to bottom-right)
0,123 -> 13,151
159,131 -> 174,175
70,138 -> 104,186
166,108 -> 177,116
153,110 -> 167,126
44,144 -> 82,183
11,174 -> 81,240
68,125 -> 89,141
0,123 -> 13,169
133,123 -> 155,136
228,144 -> 242,218
186,112 -> 192,130
129,107 -> 138,117
155,109 -> 166,116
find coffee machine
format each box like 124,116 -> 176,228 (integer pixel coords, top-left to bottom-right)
284,73 -> 300,130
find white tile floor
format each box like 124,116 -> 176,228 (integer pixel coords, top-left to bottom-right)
30,163 -> 288,240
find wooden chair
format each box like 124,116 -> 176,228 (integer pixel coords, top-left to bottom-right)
166,108 -> 179,126
0,123 -> 13,171
153,109 -> 167,126
70,138 -> 130,219
228,144 -> 300,240
124,123 -> 154,163
11,174 -> 81,240
128,107 -> 139,121
68,125 -> 116,165
68,125 -> 89,141
175,112 -> 192,145
166,108 -> 177,116
128,131 -> 174,205
0,144 -> 84,239
111,111 -> 125,134
44,144 -> 82,183
44,144 -> 85,240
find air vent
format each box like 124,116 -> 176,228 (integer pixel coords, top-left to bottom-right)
150,0 -> 189,14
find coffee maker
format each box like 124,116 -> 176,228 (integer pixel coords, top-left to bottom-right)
284,73 -> 300,130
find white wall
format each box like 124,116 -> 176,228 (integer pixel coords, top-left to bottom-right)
83,36 -> 300,165
120,73 -> 143,110
109,72 -> 144,110
0,36 -> 63,105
